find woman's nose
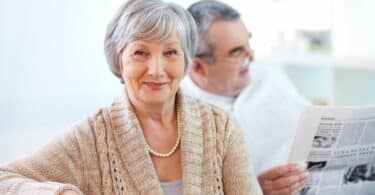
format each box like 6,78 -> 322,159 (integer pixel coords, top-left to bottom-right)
147,55 -> 165,76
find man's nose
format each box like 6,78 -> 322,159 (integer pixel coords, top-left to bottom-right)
248,48 -> 254,62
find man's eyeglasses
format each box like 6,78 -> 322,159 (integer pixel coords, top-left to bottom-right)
198,48 -> 254,67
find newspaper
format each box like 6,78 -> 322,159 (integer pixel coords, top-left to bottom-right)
289,106 -> 375,195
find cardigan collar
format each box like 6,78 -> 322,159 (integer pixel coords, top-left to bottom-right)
110,90 -> 203,194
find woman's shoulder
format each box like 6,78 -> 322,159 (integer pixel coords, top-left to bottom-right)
184,95 -> 240,139
64,106 -> 112,145
184,95 -> 244,156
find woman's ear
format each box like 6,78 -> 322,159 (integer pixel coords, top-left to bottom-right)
118,56 -> 125,84
119,55 -> 124,73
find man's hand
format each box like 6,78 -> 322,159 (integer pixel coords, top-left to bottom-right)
258,162 -> 309,195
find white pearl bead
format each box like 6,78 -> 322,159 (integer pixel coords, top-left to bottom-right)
146,103 -> 181,158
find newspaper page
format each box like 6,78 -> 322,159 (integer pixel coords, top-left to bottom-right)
289,106 -> 375,195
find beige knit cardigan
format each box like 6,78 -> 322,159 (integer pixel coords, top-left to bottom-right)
0,92 -> 262,195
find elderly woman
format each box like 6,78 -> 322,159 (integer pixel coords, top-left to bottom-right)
0,0 -> 262,194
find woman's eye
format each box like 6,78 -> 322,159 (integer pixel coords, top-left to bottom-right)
164,50 -> 178,57
134,50 -> 146,56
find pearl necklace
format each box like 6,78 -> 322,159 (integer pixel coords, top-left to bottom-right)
146,104 -> 181,158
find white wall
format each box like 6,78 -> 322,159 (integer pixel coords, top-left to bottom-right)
332,0 -> 375,59
0,0 -> 123,163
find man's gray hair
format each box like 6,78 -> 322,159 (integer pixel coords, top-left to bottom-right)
104,0 -> 198,81
188,0 -> 240,62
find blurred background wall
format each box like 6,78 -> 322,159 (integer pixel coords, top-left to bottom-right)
1,0 -> 374,163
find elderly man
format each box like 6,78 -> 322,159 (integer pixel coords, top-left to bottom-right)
181,0 -> 309,194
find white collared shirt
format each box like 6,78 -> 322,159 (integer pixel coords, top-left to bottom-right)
181,66 -> 308,173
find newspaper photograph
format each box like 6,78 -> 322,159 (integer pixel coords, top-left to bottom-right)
289,106 -> 375,195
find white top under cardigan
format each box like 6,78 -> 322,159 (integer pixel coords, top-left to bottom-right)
161,180 -> 182,195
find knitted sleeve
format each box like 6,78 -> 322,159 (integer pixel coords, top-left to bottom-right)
0,119 -> 97,195
222,115 -> 263,195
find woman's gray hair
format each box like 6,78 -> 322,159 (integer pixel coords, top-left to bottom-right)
104,0 -> 198,81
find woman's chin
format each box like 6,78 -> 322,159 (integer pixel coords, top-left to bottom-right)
139,92 -> 173,105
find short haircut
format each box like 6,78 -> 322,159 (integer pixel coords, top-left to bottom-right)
104,0 -> 198,81
188,0 -> 240,63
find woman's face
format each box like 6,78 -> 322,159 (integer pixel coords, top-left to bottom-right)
120,35 -> 185,106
